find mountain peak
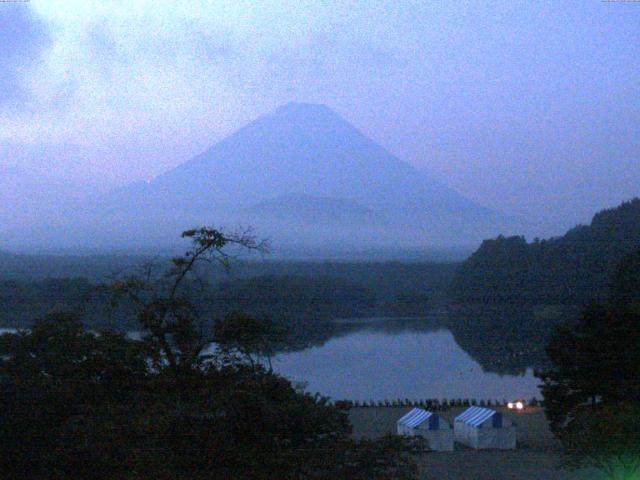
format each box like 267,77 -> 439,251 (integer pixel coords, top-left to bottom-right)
269,102 -> 343,127
93,100 -> 508,248
273,102 -> 334,116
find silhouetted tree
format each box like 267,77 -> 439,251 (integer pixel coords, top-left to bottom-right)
560,402 -> 640,480
537,254 -> 640,478
0,312 -> 148,479
609,250 -> 640,313
0,228 -> 421,479
538,304 -> 640,431
213,312 -> 285,370
112,227 -> 267,373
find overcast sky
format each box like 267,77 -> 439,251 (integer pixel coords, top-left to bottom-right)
1,1 -> 639,235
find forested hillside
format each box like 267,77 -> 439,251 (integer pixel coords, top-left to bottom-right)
0,262 -> 456,331
449,199 -> 640,305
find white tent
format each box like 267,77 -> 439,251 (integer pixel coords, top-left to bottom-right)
454,406 -> 516,450
396,408 -> 454,451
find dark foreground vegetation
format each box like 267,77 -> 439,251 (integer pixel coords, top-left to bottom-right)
537,249 -> 640,479
1,199 -> 640,479
0,312 -> 423,480
0,229 -> 422,480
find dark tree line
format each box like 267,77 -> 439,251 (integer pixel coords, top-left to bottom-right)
0,269 -> 446,332
0,228 -> 422,480
450,198 -> 640,305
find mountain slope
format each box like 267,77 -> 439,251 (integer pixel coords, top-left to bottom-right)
449,198 -> 640,305
9,103 -> 514,251
113,103 -> 483,212
246,194 -> 375,225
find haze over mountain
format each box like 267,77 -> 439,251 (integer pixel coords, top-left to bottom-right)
0,143 -> 118,236
4,103 -> 516,253
246,194 -> 374,225
3,2 -> 640,248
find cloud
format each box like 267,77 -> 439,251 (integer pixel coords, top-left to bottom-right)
0,0 -> 423,183
0,0 -> 639,234
3,2 -> 233,145
0,4 -> 50,107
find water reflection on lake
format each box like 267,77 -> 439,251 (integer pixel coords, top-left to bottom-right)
0,317 -> 543,402
272,321 -> 541,402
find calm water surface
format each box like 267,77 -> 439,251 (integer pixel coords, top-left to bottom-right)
271,325 -> 540,402
0,322 -> 541,402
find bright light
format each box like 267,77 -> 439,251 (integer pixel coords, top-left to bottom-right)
507,402 -> 514,409
515,401 -> 524,410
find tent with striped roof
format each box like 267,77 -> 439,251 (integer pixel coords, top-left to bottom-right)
454,406 -> 516,450
396,408 -> 453,451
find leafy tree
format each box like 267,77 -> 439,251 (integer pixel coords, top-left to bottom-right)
111,227 -> 267,373
538,304 -> 640,432
0,228 -> 421,479
213,312 -> 286,370
560,402 -> 640,480
537,253 -> 640,478
0,312 -> 148,480
609,250 -> 640,313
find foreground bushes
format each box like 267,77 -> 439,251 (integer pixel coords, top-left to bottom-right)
0,314 -> 421,480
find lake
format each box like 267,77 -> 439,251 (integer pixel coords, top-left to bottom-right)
0,318 -> 542,403
271,320 -> 541,402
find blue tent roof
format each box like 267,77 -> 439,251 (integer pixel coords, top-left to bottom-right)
455,407 -> 500,428
397,408 -> 437,429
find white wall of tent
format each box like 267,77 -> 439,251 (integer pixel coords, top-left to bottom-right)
396,406 -> 516,451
